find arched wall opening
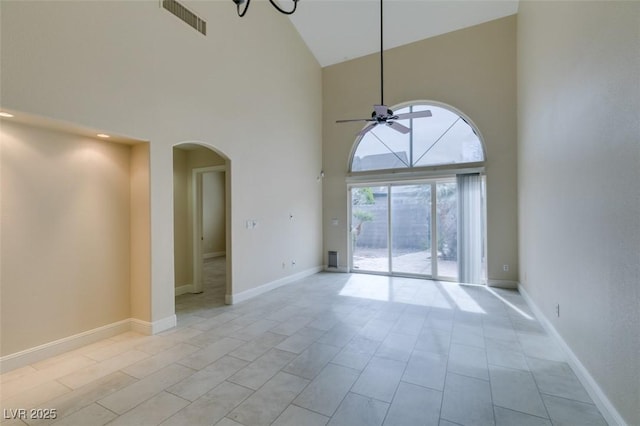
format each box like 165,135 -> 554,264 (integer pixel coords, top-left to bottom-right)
172,142 -> 232,310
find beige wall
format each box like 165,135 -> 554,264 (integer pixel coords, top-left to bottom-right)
517,2 -> 640,424
130,143 -> 151,322
322,16 -> 518,283
173,148 -> 191,288
203,171 -> 226,255
0,121 -> 149,356
1,0 -> 323,332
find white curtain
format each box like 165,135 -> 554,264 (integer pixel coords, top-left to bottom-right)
457,173 -> 483,284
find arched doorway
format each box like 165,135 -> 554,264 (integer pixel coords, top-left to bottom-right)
347,101 -> 487,285
173,143 -> 231,311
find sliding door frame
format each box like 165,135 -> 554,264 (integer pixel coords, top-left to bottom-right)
348,177 -> 458,282
347,166 -> 487,283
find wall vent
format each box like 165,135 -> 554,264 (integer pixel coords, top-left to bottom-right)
162,0 -> 207,36
328,251 -> 338,268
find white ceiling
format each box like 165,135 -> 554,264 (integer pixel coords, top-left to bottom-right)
288,0 -> 519,67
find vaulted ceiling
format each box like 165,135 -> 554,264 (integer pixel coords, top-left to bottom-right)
288,0 -> 519,67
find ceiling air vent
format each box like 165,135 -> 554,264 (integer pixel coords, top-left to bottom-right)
162,0 -> 206,36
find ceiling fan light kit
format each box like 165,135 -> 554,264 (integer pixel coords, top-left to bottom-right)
336,0 -> 432,136
233,0 -> 299,17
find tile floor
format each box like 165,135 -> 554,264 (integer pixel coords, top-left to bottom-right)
0,267 -> 608,425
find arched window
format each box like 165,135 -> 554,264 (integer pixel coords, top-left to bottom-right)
350,102 -> 485,172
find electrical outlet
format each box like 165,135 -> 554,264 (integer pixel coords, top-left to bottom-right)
291,260 -> 296,267
503,264 -> 509,272
555,304 -> 560,317
282,262 -> 286,269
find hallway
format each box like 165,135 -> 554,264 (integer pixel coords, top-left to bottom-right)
175,256 -> 227,313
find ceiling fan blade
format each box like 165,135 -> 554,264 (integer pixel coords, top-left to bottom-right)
374,104 -> 389,117
394,110 -> 433,120
357,123 -> 378,136
336,118 -> 373,123
387,121 -> 410,134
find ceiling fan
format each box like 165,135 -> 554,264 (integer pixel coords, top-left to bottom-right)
336,0 -> 432,136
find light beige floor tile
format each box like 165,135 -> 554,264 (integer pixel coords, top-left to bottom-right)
167,356 -> 248,402
227,349 -> 297,390
0,418 -> 29,425
282,343 -> 341,380
231,319 -> 279,341
24,372 -> 135,426
275,327 -> 325,354
177,337 -> 245,370
293,363 -> 359,416
351,357 -> 405,403
272,405 -> 329,426
1,273 -> 608,426
542,394 -> 607,426
485,338 -> 528,371
49,403 -> 115,426
227,372 -> 309,426
161,381 -> 252,426
402,350 -> 447,391
328,392 -> 388,426
228,332 -> 287,362
383,381 -> 441,426
1,356 -> 95,400
57,350 -> 149,390
413,327 -> 451,357
154,327 -> 204,344
106,391 -> 189,426
494,407 -> 552,426
133,336 -> 182,356
97,363 -> 193,414
189,313 -> 240,332
0,366 -> 37,384
84,333 -> 150,362
122,343 -> 200,379
315,324 -> 360,348
269,315 -> 314,336
489,365 -> 547,418
1,381 -> 71,413
214,418 -> 244,426
331,335 -> 380,372
375,332 -> 418,362
440,373 -> 494,426
447,343 -> 489,380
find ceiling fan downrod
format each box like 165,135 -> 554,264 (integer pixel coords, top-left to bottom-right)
380,0 -> 384,107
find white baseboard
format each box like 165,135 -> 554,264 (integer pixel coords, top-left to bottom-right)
487,279 -> 518,289
0,319 -> 130,373
204,251 -> 225,259
226,266 -> 323,305
0,315 -> 178,373
175,284 -> 195,296
150,315 -> 177,334
518,285 -> 626,426
323,265 -> 349,273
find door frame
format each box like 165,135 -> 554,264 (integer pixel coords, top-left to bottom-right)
192,165 -> 226,293
347,176 -> 463,282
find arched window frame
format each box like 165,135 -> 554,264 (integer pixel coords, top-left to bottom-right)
347,100 -> 487,178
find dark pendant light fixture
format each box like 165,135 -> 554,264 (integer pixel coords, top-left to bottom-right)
232,0 -> 299,17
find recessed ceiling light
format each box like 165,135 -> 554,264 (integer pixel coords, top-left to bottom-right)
0,112 -> 14,118
97,133 -> 110,138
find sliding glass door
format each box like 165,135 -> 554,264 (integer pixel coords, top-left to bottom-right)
351,186 -> 389,273
350,178 -> 480,282
391,184 -> 432,276
436,182 -> 458,280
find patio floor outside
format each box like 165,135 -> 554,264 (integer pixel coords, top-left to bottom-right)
352,249 -> 458,278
